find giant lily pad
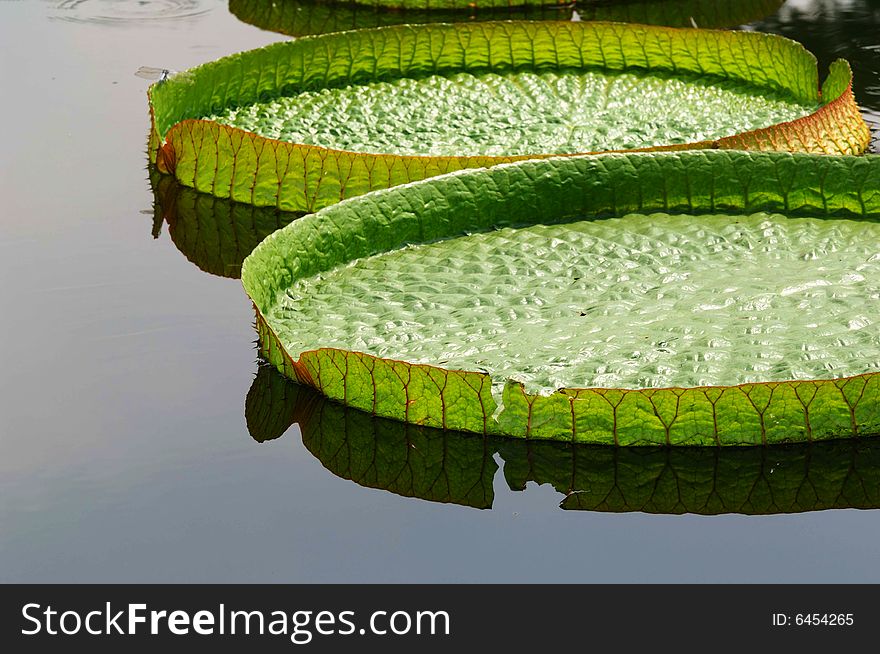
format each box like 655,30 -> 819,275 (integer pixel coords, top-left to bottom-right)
246,365 -> 880,513
242,150 -> 880,446
229,0 -> 786,37
148,22 -> 869,212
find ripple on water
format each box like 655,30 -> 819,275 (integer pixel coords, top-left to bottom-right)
51,0 -> 210,25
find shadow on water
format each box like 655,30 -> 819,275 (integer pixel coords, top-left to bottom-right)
228,0 -> 785,37
149,169 -> 305,278
752,0 -> 880,151
246,364 -> 880,514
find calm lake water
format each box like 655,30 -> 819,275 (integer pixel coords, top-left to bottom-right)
2,0 -> 879,583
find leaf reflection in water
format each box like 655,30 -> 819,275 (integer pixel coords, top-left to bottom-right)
148,168 -> 304,278
246,364 -> 880,514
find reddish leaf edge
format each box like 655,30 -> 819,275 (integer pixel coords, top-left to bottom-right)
254,309 -> 880,447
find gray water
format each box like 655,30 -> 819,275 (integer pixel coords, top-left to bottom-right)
1,0 -> 879,583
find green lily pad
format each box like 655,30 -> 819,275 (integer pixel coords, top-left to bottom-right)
246,365 -> 880,513
229,0 -> 786,38
242,150 -> 880,446
148,22 -> 869,212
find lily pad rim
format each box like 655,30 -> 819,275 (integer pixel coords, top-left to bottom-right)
147,19 -> 840,152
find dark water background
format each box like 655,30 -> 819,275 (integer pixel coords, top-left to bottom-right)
1,0 -> 879,582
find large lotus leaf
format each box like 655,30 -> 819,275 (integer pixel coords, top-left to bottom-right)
242,150 -> 880,446
247,366 -> 880,513
150,170 -> 303,278
229,0 -> 785,37
148,22 -> 869,212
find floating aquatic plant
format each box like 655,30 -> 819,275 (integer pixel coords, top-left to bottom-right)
148,22 -> 869,212
242,150 -> 880,445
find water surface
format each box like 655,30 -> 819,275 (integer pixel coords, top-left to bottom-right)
2,0 -> 880,582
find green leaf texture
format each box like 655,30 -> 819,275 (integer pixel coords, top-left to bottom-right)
247,366 -> 880,513
228,0 -> 786,37
242,150 -> 880,446
148,21 -> 869,212
205,69 -> 815,156
150,170 -> 303,278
